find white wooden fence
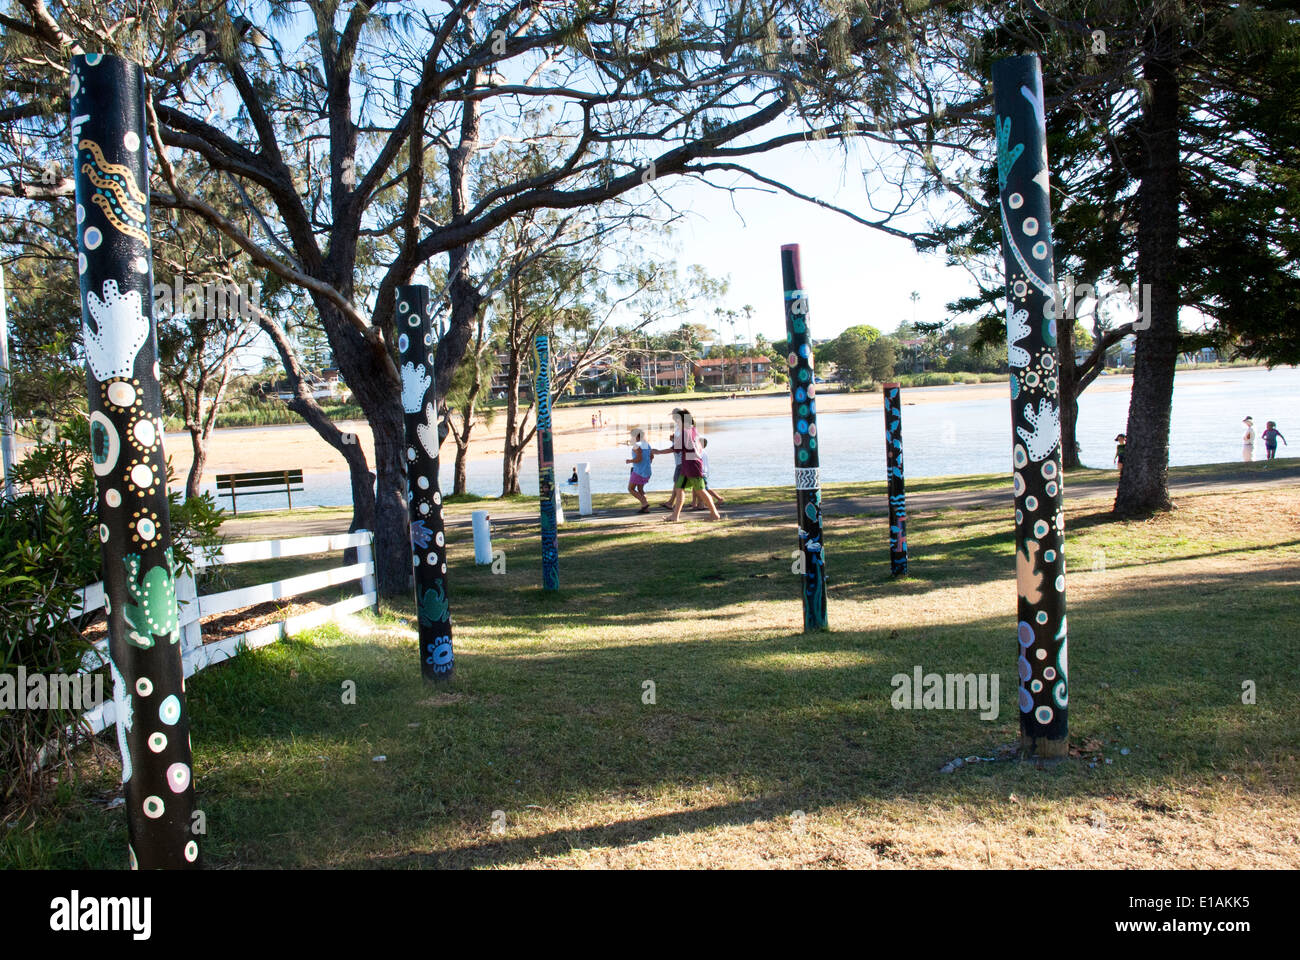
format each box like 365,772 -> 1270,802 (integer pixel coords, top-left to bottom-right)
73,530 -> 377,735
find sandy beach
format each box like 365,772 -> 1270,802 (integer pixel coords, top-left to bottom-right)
151,375 -> 1141,484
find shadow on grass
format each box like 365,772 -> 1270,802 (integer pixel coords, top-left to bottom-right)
16,485 -> 1300,868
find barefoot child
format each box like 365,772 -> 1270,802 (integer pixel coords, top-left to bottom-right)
699,437 -> 725,505
626,428 -> 653,512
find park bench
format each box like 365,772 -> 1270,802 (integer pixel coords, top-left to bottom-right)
215,469 -> 304,516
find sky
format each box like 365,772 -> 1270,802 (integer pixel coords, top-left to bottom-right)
649,135 -> 987,346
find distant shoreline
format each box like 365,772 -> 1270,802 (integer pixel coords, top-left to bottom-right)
9,364 -> 1279,485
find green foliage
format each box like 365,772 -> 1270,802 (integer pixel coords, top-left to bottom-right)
0,422 -> 225,809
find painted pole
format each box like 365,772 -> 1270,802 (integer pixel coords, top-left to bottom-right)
993,55 -> 1069,757
882,382 -> 908,576
71,53 -> 198,867
397,285 -> 452,680
534,335 -> 559,590
0,267 -> 17,500
779,244 -> 827,631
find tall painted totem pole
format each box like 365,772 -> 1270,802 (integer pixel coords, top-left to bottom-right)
72,53 -> 199,867
993,55 -> 1069,757
397,285 -> 453,680
534,335 -> 559,590
780,244 -> 827,630
882,382 -> 908,576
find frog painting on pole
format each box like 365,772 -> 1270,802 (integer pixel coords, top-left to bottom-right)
71,52 -> 199,868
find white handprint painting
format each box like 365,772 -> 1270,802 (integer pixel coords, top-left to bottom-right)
84,279 -> 149,382
1017,398 -> 1061,462
415,402 -> 439,459
1007,301 -> 1031,368
401,361 -> 431,414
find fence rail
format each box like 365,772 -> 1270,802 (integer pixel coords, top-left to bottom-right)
74,530 -> 376,736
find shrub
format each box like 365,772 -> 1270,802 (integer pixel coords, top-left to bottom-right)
1,421 -> 223,810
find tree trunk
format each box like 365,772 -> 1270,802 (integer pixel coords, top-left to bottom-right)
255,309 -> 377,536
501,349 -> 524,496
1115,22 -> 1180,517
1057,315 -> 1082,470
454,440 -> 469,495
326,318 -> 408,597
185,423 -> 206,499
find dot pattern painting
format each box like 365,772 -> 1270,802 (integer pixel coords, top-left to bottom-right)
882,383 -> 908,577
534,335 -> 560,591
71,53 -> 199,868
780,244 -> 827,631
993,55 -> 1069,755
396,285 -> 453,681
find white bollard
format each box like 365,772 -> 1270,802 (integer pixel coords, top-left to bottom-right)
472,510 -> 493,564
577,461 -> 592,515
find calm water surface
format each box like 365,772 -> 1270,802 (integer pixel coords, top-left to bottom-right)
194,365 -> 1298,508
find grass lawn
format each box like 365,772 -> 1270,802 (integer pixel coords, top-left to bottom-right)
5,481 -> 1299,869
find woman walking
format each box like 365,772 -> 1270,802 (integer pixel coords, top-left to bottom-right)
666,409 -> 719,522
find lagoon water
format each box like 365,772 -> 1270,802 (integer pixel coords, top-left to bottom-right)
195,365 -> 1298,509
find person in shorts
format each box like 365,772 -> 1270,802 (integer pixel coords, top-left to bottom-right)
667,409 -> 719,522
1262,420 -> 1287,460
655,409 -> 684,509
626,428 -> 654,512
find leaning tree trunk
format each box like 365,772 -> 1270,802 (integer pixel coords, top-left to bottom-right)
1057,313 -> 1083,470
255,308 -> 376,535
314,299 -> 409,597
1115,20 -> 1180,517
501,347 -> 525,496
185,424 -> 206,499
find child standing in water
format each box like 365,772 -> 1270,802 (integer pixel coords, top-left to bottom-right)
1262,421 -> 1287,460
626,428 -> 653,512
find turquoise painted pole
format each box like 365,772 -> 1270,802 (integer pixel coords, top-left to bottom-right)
780,244 -> 827,630
534,335 -> 559,590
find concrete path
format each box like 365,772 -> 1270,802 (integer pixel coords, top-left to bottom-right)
220,461 -> 1300,541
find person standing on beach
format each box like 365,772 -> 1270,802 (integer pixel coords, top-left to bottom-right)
1262,421 -> 1287,460
1242,417 -> 1256,462
626,428 -> 654,512
667,409 -> 719,522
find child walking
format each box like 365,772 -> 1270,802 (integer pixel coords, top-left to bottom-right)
1263,421 -> 1287,460
626,428 -> 653,512
697,436 -> 725,506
